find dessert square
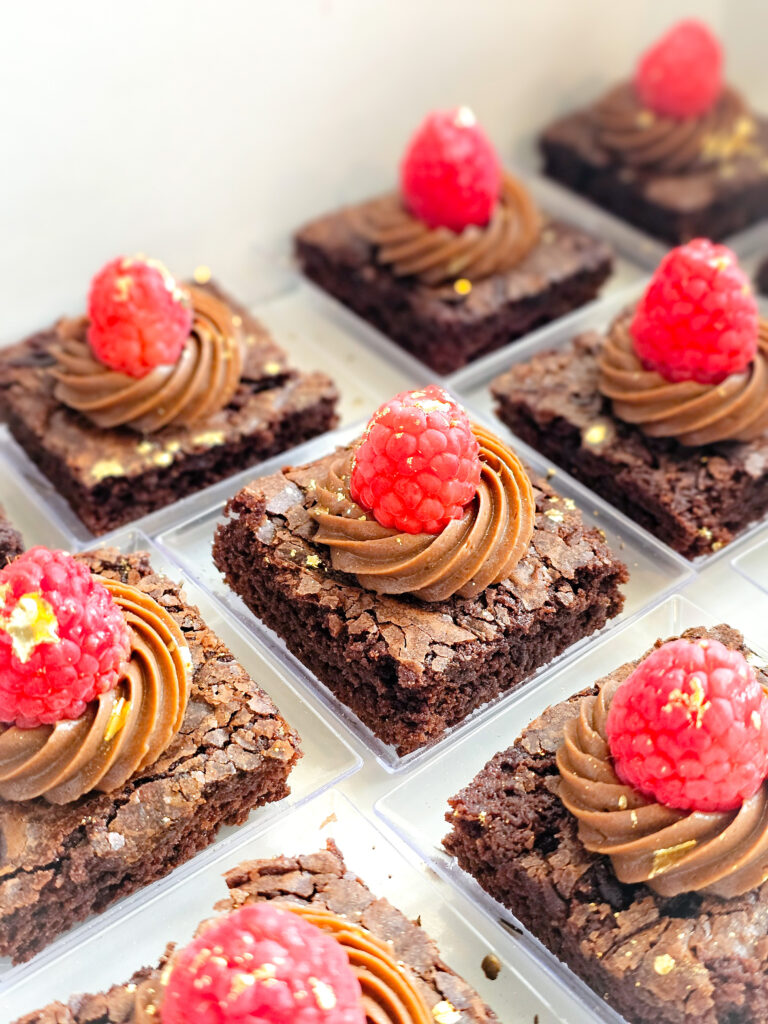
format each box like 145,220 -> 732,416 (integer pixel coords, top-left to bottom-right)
491,318 -> 768,559
0,547 -> 301,963
540,22 -> 768,244
0,506 -> 23,566
14,843 -> 498,1024
444,624 -> 768,1024
0,280 -> 338,535
296,205 -> 612,376
212,434 -> 628,756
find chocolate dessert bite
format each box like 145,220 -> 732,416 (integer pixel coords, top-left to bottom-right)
0,257 -> 338,535
296,107 -> 612,375
541,20 -> 768,244
213,386 -> 627,757
14,843 -> 498,1024
492,239 -> 768,558
0,546 -> 301,963
0,506 -> 23,565
445,625 -> 768,1024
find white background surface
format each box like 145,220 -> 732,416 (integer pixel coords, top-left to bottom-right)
4,0 -> 762,342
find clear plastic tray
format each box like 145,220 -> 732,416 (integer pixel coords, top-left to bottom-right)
0,528 -> 361,983
0,788 -> 577,1024
156,415 -> 692,773
375,594 -> 765,1024
448,282 -> 768,569
0,285 -> 421,549
732,527 -> 768,596
0,434 -> 72,550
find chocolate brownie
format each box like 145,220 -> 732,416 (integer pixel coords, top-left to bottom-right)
14,843 -> 498,1024
444,625 -> 768,1024
541,108 -> 768,244
0,548 -> 301,963
296,206 -> 612,375
0,282 -> 338,535
491,331 -> 768,558
212,446 -> 628,756
0,505 -> 23,565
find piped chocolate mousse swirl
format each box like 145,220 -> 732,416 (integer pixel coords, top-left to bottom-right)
0,577 -> 191,804
557,677 -> 768,899
350,174 -> 541,286
51,286 -> 244,434
133,903 -> 432,1024
592,83 -> 757,174
303,424 -> 534,602
598,309 -> 768,445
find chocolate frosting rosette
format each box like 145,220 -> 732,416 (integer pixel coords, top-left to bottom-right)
50,255 -> 246,434
349,107 -> 541,287
0,547 -> 191,804
591,20 -> 760,176
297,386 -> 535,603
597,239 -> 768,446
556,634 -> 768,898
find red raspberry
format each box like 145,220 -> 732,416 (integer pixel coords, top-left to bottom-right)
161,903 -> 364,1024
87,256 -> 192,378
350,386 -> 482,535
0,547 -> 131,729
605,638 -> 768,813
635,20 -> 722,119
400,107 -> 501,232
630,239 -> 758,386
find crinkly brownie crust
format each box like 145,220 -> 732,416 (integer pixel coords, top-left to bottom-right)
492,331 -> 768,558
445,625 -> 768,1024
0,282 -> 338,535
0,548 -> 301,963
212,447 -> 627,755
296,202 -> 612,374
0,505 -> 23,565
14,844 -> 499,1024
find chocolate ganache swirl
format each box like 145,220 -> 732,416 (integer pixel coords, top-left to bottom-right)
0,577 -> 191,804
592,83 -> 757,174
557,675 -> 768,898
133,903 -> 432,1024
350,173 -> 541,286
303,424 -> 534,602
51,286 -> 244,434
598,309 -> 768,446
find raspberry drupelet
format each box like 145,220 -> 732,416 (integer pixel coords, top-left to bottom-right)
400,107 -> 501,232
605,637 -> 768,813
161,903 -> 365,1024
0,547 -> 131,728
630,239 -> 759,385
87,256 -> 193,377
635,20 -> 723,119
350,386 -> 482,534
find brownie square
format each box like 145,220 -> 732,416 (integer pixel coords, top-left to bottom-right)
444,624 -> 768,1024
491,329 -> 768,558
541,106 -> 768,244
0,547 -> 301,964
296,200 -> 612,375
14,843 -> 498,1024
212,444 -> 628,756
0,505 -> 23,566
0,282 -> 339,535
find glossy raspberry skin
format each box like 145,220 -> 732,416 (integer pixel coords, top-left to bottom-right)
605,638 -> 768,812
400,108 -> 501,232
350,386 -> 482,534
635,20 -> 722,118
161,903 -> 365,1024
630,239 -> 759,385
87,256 -> 192,378
0,547 -> 131,729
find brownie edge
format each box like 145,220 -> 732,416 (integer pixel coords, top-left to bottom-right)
0,505 -> 24,565
444,624 -> 768,1024
13,843 -> 499,1024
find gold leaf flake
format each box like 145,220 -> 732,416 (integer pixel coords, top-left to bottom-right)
544,508 -> 565,523
153,451 -> 174,467
192,430 -> 225,447
309,977 -> 336,1010
650,840 -> 697,878
306,554 -> 322,568
453,277 -> 472,296
103,695 -> 129,742
91,459 -> 124,481
0,592 -> 60,663
433,1000 -> 462,1024
193,265 -> 212,284
618,794 -> 628,810
654,953 -> 676,975
582,420 -> 614,447
264,361 -> 282,375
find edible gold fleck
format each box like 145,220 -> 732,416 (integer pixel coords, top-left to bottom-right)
193,265 -> 212,284
544,508 -> 565,523
654,954 -> 676,975
231,315 -> 242,327
433,1001 -> 461,1024
264,361 -> 282,375
308,977 -> 336,1010
153,451 -> 173,467
650,840 -> 697,878
136,440 -> 154,455
0,593 -> 61,663
306,554 -> 322,568
697,526 -> 713,541
618,794 -> 628,810
711,540 -> 724,551
91,459 -> 124,481
453,277 -> 472,296
192,430 -> 225,447
582,421 -> 613,447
